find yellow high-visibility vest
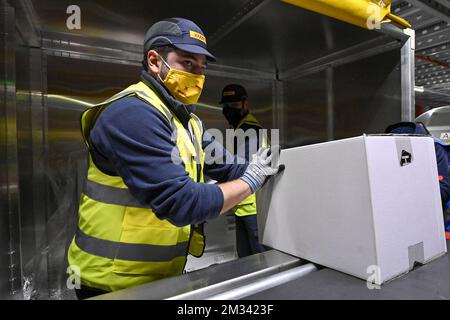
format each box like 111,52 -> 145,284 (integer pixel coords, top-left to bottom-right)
233,113 -> 269,217
67,81 -> 205,292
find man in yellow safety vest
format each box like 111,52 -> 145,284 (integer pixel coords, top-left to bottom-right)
220,84 -> 270,257
67,17 -> 283,299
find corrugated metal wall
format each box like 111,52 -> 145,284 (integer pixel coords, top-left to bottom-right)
1,1 -> 22,300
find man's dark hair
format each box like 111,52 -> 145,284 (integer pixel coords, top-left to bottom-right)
142,45 -> 174,71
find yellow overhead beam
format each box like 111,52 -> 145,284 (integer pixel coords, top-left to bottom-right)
282,0 -> 411,30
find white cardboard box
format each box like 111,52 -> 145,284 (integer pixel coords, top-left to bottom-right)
257,135 -> 447,285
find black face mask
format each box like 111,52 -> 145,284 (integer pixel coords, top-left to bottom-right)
222,106 -> 244,128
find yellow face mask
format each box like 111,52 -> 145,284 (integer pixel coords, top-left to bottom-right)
159,57 -> 205,105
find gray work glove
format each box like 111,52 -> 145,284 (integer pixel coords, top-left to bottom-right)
240,146 -> 285,194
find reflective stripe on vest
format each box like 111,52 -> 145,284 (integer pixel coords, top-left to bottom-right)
190,113 -> 204,182
75,228 -> 188,262
84,180 -> 151,209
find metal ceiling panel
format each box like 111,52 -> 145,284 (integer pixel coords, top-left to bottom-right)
10,0 -> 450,106
27,0 -> 247,45
210,0 -> 380,73
393,0 -> 450,107
13,0 -> 382,74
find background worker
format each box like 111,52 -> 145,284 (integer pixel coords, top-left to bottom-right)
220,84 -> 271,258
67,18 -> 283,299
385,121 -> 450,213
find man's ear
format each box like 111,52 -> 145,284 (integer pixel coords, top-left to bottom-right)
147,50 -> 160,75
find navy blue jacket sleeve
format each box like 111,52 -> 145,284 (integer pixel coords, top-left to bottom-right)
89,96 -> 224,227
435,145 -> 450,209
202,127 -> 247,183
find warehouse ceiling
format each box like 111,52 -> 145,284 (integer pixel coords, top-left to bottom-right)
10,0 -> 450,108
13,0 -> 379,73
392,0 -> 450,108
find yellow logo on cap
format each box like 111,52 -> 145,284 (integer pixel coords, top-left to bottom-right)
190,31 -> 206,44
223,91 -> 235,96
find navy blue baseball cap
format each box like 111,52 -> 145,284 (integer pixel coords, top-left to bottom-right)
385,122 -> 429,135
144,17 -> 216,62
